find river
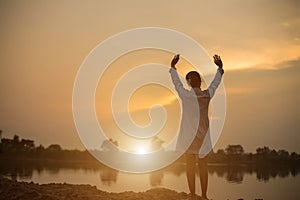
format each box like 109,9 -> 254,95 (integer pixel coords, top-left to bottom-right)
1,160 -> 299,199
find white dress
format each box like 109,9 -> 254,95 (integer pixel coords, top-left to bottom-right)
169,67 -> 223,158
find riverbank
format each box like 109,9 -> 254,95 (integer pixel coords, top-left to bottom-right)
0,176 -> 190,200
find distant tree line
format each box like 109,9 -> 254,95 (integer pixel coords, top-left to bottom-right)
0,133 -> 300,165
0,133 -> 92,161
207,144 -> 300,165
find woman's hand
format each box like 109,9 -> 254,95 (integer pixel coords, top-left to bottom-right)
213,54 -> 223,68
171,54 -> 180,68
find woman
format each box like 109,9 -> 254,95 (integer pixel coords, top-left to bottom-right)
169,54 -> 224,200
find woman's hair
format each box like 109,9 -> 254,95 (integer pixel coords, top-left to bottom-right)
186,71 -> 201,88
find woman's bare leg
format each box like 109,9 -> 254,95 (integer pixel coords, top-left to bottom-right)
186,154 -> 196,198
198,156 -> 208,199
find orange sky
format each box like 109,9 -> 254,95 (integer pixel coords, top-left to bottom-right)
0,0 -> 299,153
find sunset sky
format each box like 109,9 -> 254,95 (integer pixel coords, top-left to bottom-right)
1,0 -> 299,153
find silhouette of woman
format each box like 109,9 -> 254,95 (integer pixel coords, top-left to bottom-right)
169,54 -> 224,200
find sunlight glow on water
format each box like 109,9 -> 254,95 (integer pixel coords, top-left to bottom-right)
12,165 -> 300,200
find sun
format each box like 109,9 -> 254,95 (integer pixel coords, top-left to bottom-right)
135,146 -> 148,155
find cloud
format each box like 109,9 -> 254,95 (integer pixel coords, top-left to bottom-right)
215,58 -> 300,152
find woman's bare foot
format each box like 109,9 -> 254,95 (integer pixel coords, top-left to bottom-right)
182,194 -> 200,200
200,196 -> 210,200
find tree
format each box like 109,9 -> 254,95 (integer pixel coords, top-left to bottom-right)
225,145 -> 244,155
21,139 -> 35,149
278,149 -> 289,161
256,146 -> 271,155
217,149 -> 225,155
290,152 -> 298,161
13,135 -> 20,144
47,144 -> 62,151
36,144 -> 45,151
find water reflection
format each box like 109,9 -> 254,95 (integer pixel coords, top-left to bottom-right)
208,164 -> 300,182
0,159 -> 299,184
149,171 -> 164,186
99,168 -> 118,186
